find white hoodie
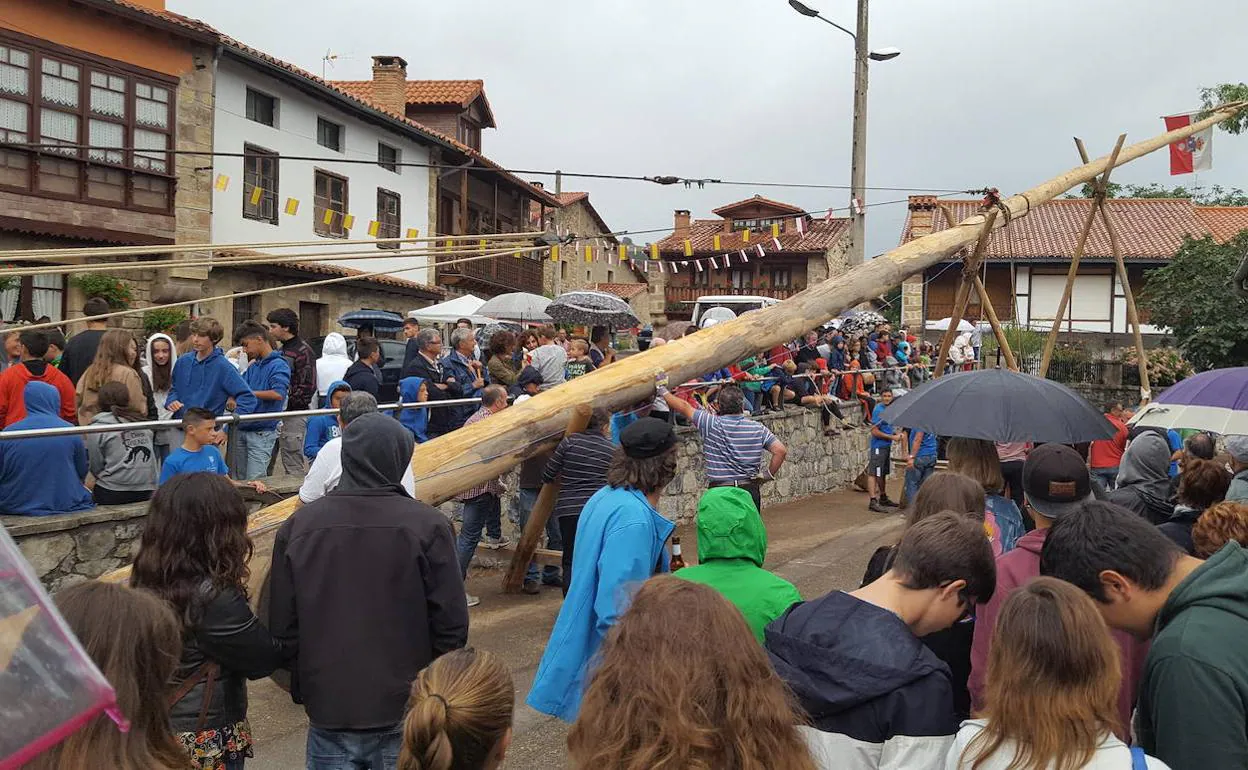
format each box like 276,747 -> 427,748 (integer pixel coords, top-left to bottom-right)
142,332 -> 178,447
317,332 -> 352,399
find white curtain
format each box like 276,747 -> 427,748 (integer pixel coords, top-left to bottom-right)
40,109 -> 77,151
0,98 -> 27,140
89,72 -> 125,118
134,128 -> 167,172
88,119 -> 123,163
32,274 -> 63,321
0,286 -> 16,324
135,85 -> 169,129
0,49 -> 28,96
40,60 -> 78,108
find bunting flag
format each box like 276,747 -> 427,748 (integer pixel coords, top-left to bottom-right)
585,244 -> 594,263
479,239 -> 487,251
214,174 -> 230,192
742,228 -> 751,243
550,244 -> 561,262
650,243 -> 659,260
671,262 -> 680,274
795,216 -> 806,235
658,261 -> 666,274
756,244 -> 765,258
825,208 -> 835,222
709,257 -> 719,269
683,239 -> 693,257
406,228 -> 420,239
514,250 -> 522,259
681,260 -> 689,268
713,234 -> 722,251
619,244 -> 628,262
772,237 -> 783,251
723,252 -> 732,267
284,198 -> 300,216
643,260 -> 650,273
740,249 -> 749,263
695,260 -> 704,272
342,214 -> 356,230
322,209 -> 336,226
367,220 -> 381,237
771,223 -> 780,237
249,185 -> 263,206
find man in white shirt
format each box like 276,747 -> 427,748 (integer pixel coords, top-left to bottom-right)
528,324 -> 567,391
300,391 -> 415,503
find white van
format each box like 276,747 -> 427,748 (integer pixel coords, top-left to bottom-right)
690,295 -> 782,328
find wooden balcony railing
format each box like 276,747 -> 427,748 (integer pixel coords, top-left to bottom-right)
925,302 -> 1015,323
664,285 -> 798,314
436,242 -> 544,295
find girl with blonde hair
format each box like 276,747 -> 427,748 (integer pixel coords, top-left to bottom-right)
399,648 -> 514,770
949,576 -> 1168,770
75,328 -> 145,425
568,575 -> 816,770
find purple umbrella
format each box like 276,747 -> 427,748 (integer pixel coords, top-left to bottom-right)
1131,367 -> 1248,434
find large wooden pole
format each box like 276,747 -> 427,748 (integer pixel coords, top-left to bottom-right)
1099,204 -> 1152,400
102,104 -> 1244,587
973,274 -> 1018,371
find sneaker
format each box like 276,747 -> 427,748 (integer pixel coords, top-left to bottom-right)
880,497 -> 901,509
483,535 -> 512,550
868,499 -> 885,513
465,593 -> 480,608
542,574 -> 564,588
522,580 -> 541,595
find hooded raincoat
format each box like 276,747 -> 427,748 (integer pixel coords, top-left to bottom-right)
166,347 -> 257,419
0,382 -> 93,515
397,376 -> 428,443
316,333 -> 352,403
1136,542 -> 1248,768
1109,432 -> 1174,524
142,332 -> 178,450
526,485 -> 675,722
676,486 -> 801,642
766,590 -> 959,770
304,380 -> 350,459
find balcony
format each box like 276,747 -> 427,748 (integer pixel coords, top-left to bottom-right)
925,301 -> 1014,323
435,241 -> 545,296
664,285 -> 798,315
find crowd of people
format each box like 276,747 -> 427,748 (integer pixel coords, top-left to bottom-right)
15,301 -> 1248,770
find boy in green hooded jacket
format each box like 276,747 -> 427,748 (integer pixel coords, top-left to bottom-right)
677,486 -> 802,642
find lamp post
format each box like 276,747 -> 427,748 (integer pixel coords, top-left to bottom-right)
788,0 -> 899,268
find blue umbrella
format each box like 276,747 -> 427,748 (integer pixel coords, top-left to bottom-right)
338,309 -> 405,333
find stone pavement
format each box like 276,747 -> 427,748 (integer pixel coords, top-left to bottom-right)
246,487 -> 904,770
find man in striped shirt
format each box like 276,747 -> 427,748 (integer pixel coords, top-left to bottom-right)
658,377 -> 787,512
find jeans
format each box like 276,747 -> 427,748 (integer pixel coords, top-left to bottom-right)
904,454 -> 938,506
236,429 -> 278,481
456,493 -> 502,578
515,487 -> 563,584
279,415 -> 308,475
1092,466 -> 1119,491
559,514 -> 580,597
305,726 -> 401,770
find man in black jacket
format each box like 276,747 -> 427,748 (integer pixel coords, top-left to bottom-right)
266,307 -> 317,474
268,413 -> 468,768
343,336 -> 382,398
401,328 -> 461,438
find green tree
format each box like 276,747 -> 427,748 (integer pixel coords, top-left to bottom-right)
1200,82 -> 1248,134
1140,231 -> 1248,370
1065,182 -> 1248,205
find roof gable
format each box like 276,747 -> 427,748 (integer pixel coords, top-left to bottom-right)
82,0 -> 218,41
331,79 -> 496,128
712,195 -> 807,219
656,216 -> 850,256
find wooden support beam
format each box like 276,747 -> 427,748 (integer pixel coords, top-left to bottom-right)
972,274 -> 1018,370
1039,134 -> 1126,377
502,405 -> 591,593
935,209 -> 997,375
1097,204 -> 1152,400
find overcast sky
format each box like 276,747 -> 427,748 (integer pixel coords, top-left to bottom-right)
174,0 -> 1247,257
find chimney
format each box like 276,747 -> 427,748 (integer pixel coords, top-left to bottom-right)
674,209 -> 691,240
901,195 -> 941,327
371,55 -> 409,116
906,195 -> 940,239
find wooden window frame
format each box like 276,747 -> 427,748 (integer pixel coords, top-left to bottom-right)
376,187 -> 400,249
316,116 -> 343,152
313,169 -> 348,238
245,87 -> 277,127
0,30 -> 175,214
458,118 -> 481,151
242,143 -> 278,225
232,293 -> 259,331
377,141 -> 399,173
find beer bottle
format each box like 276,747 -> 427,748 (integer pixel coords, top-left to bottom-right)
670,536 -> 687,571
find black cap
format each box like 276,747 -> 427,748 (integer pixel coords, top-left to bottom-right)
620,417 -> 677,459
516,366 -> 543,388
1022,444 -> 1094,519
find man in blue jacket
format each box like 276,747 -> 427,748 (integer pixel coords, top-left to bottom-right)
236,322 -> 290,480
0,381 -> 93,515
165,316 -> 257,421
443,327 -> 485,431
527,418 -> 678,721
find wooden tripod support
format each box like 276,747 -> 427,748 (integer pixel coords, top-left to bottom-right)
934,208 -> 1000,375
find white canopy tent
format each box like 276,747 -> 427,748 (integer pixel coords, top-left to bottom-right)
408,294 -> 494,326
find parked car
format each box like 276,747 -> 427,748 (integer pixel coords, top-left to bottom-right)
309,335 -> 406,404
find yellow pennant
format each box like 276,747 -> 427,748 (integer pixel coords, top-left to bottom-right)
342,214 -> 356,230
283,198 -> 299,216
367,220 -> 381,237
650,243 -> 659,260
771,222 -> 780,237
322,208 -> 335,226
683,239 -> 693,257
405,228 -> 420,240
479,239 -> 487,252
514,249 -> 523,258
214,174 -> 229,192
550,244 -> 561,262
585,244 -> 594,263
713,234 -> 722,251
742,228 -> 751,243
618,244 -> 628,262
249,185 -> 263,206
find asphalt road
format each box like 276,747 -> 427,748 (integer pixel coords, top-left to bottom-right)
246,488 -> 903,770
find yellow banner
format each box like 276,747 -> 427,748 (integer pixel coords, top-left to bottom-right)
249,185 -> 263,206
283,198 -> 299,216
367,220 -> 381,237
342,214 -> 356,230
214,174 -> 229,192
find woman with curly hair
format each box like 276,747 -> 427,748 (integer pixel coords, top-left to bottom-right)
527,417 -> 680,722
1192,500 -> 1248,558
398,648 -> 514,770
130,473 -> 291,770
569,576 -> 816,770
1160,458 -> 1232,555
485,331 -> 518,389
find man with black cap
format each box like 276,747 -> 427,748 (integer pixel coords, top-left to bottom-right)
268,412 -> 468,767
527,416 -> 679,722
968,443 -> 1146,733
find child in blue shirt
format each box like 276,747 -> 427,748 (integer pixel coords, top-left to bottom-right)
161,407 -> 267,493
165,316 -> 258,419
235,322 -> 290,480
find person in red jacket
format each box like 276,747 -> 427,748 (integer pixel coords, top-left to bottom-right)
1089,401 -> 1128,490
0,329 -> 76,426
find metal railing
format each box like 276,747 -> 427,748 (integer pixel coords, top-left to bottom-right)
0,397 -> 484,440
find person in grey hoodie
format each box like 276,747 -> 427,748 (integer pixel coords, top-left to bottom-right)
85,381 -> 159,505
1227,435 -> 1248,503
1108,431 -> 1174,524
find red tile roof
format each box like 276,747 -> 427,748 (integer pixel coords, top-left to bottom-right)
221,39 -> 557,207
1195,206 -> 1248,243
216,250 -> 444,297
333,79 -> 482,108
592,282 -> 648,299
712,195 -> 807,218
901,198 -> 1215,260
655,216 -> 851,256
86,0 -> 218,40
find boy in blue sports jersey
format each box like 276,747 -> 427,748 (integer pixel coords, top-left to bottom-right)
161,407 -> 267,493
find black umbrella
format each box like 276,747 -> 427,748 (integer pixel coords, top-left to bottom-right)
547,290 -> 640,329
879,369 -> 1117,443
839,310 -> 887,338
338,309 -> 406,333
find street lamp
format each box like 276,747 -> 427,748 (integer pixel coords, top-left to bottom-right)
788,0 -> 900,267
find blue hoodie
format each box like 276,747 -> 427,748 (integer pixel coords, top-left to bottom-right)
239,349 -> 290,432
397,376 -> 428,443
166,347 -> 258,419
0,381 -> 92,516
305,380 -> 351,459
526,485 -> 674,721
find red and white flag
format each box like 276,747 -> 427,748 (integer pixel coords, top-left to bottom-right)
740,249 -> 749,263
1164,113 -> 1213,175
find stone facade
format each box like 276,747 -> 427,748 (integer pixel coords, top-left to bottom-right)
163,49 -> 216,295
543,197 -> 652,310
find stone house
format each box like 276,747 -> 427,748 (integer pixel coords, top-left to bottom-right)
655,195 -> 851,328
0,0 -> 218,330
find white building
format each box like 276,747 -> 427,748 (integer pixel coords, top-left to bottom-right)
211,43 -> 454,285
